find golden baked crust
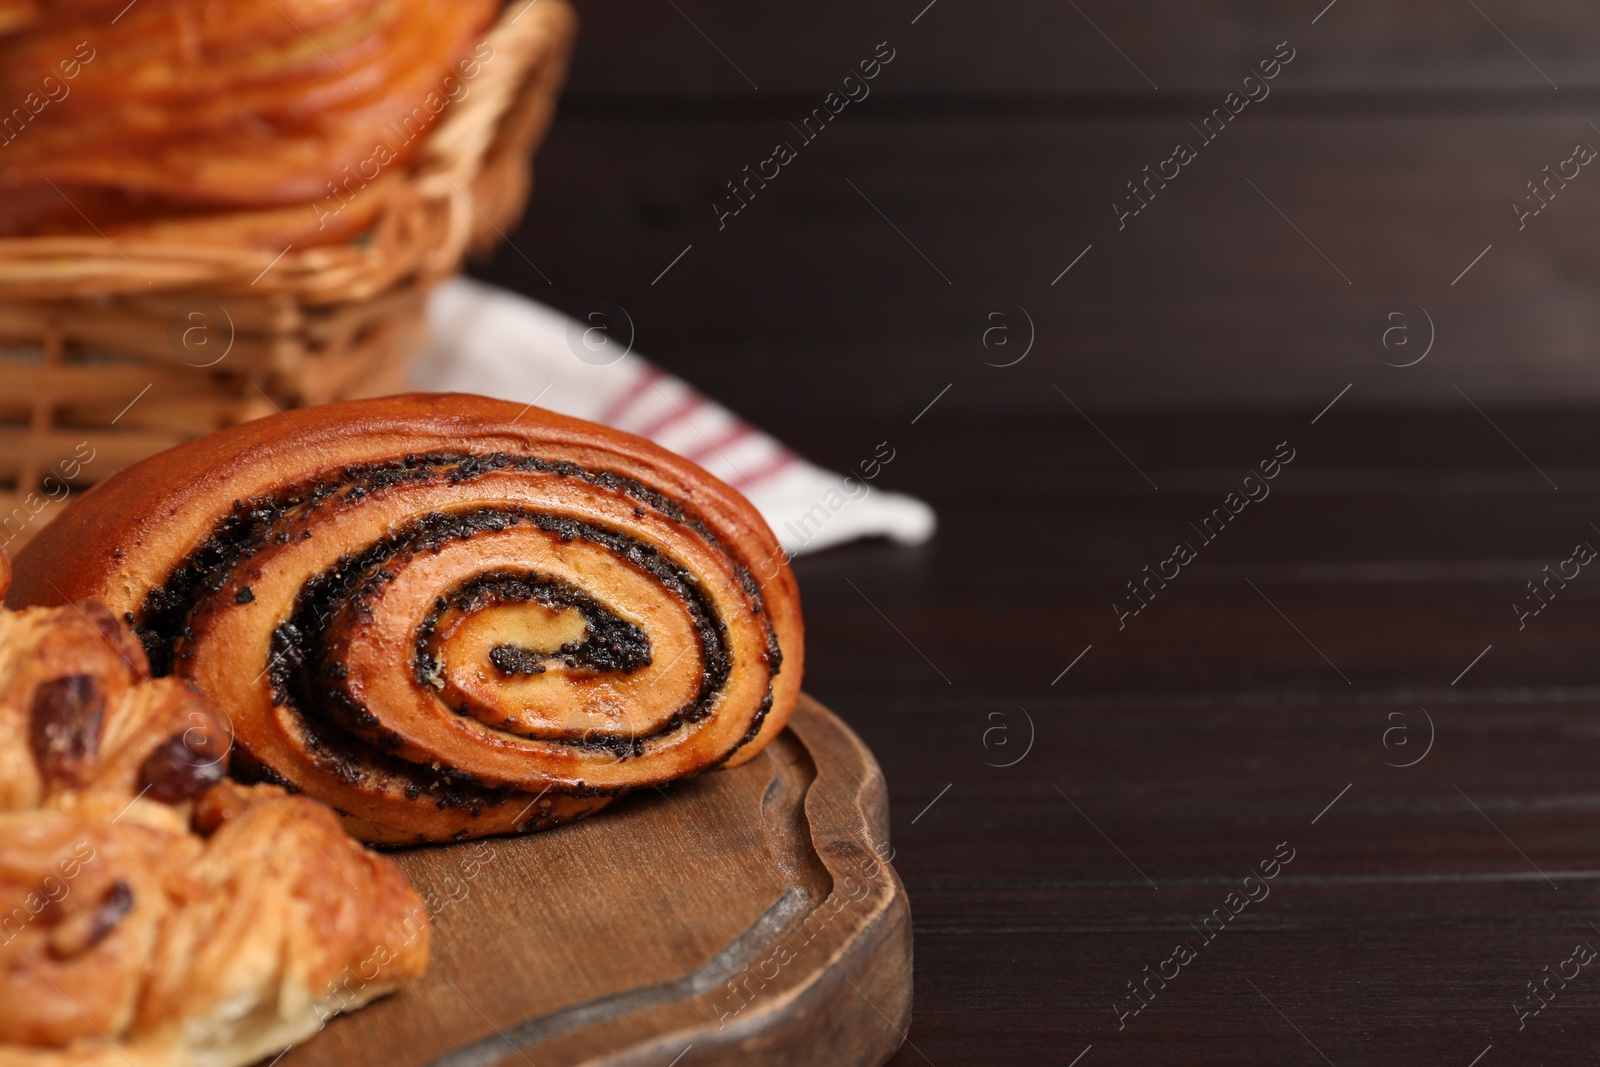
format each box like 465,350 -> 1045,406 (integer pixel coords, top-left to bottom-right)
0,559 -> 430,1067
11,393 -> 805,844
0,787 -> 430,1067
0,598 -> 225,834
0,0 -> 500,244
0,0 -> 36,37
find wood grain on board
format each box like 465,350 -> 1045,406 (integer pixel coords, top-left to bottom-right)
284,694 -> 911,1067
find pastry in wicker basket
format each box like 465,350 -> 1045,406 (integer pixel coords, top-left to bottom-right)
0,0 -> 577,557
0,0 -> 501,247
9,394 -> 806,845
0,549 -> 430,1067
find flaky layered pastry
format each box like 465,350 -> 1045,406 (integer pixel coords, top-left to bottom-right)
0,554 -> 430,1067
10,394 -> 805,845
0,0 -> 499,244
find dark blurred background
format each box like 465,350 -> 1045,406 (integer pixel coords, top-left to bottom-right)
471,4 -> 1600,1063
476,0 -> 1600,419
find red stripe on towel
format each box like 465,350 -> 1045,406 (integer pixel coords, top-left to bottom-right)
596,366 -> 664,428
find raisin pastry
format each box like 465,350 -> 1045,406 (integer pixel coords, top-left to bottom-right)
0,554 -> 430,1067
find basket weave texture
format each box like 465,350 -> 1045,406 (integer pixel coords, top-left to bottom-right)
0,0 -> 575,548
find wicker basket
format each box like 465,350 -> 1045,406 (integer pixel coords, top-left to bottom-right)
0,0 -> 575,549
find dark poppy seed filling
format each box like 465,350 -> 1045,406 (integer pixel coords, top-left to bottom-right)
278,506 -> 730,758
489,646 -> 547,676
134,451 -> 780,674
128,451 -> 781,807
422,572 -> 654,681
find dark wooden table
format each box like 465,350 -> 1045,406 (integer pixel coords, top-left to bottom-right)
775,408 -> 1600,1066
463,2 -> 1600,1060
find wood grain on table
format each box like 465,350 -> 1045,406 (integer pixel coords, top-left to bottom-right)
461,3 -> 1600,1060
783,410 -> 1600,1066
479,0 -> 1600,415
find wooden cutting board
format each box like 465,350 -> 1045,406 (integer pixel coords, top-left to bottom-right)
282,694 -> 912,1067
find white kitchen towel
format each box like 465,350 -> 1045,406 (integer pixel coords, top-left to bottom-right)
412,278 -> 936,556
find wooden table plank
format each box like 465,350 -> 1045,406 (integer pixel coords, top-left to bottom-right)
484,112 -> 1600,415
559,0 -> 1600,98
776,411 -> 1600,1066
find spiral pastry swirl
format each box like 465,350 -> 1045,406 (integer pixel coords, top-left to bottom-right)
9,395 -> 803,844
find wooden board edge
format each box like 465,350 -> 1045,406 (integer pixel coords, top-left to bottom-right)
456,694 -> 914,1067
